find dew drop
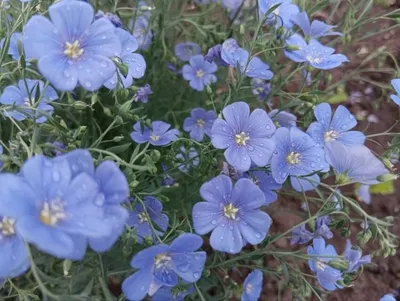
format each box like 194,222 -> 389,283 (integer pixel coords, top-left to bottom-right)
52,171 -> 61,182
211,220 -> 217,225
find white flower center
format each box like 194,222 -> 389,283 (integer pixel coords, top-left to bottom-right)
196,119 -> 205,127
138,212 -> 148,223
286,152 -> 301,165
235,132 -> 250,146
196,69 -> 204,78
0,217 -> 16,236
316,260 -> 327,271
306,55 -> 322,64
324,130 -> 340,142
224,203 -> 239,220
154,253 -> 172,268
64,40 -> 84,59
150,134 -> 160,141
40,200 -> 65,226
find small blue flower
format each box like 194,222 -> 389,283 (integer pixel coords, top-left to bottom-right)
122,234 -> 206,301
307,103 -> 365,147
0,32 -> 28,61
390,79 -> 400,106
258,0 -> 299,29
23,0 -> 121,91
161,163 -> 177,187
152,285 -> 195,301
307,238 -> 343,291
183,108 -> 217,142
0,79 -> 58,123
343,240 -> 371,273
292,12 -> 342,39
380,295 -> 397,301
244,170 -> 282,205
182,55 -> 217,91
356,184 -> 371,205
315,216 -> 333,239
325,141 -> 388,185
271,127 -> 329,192
174,42 -> 202,62
104,28 -> 146,90
94,10 -> 123,27
134,84 -> 153,103
205,44 -> 229,66
290,224 -> 313,245
268,109 -> 297,128
51,141 -> 66,156
127,196 -> 168,244
251,78 -> 271,101
130,15 -> 153,51
241,269 -> 263,301
192,175 -> 272,254
131,121 -> 179,146
211,101 -> 276,172
284,34 -> 348,70
176,146 -> 199,173
221,39 -> 274,80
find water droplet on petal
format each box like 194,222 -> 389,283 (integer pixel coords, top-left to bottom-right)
52,171 -> 61,182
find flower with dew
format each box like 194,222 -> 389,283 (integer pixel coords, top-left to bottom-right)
315,216 -> 333,239
258,0 -> 300,29
211,101 -> 276,172
192,175 -> 272,254
268,109 -> 297,128
251,78 -> 271,101
271,127 -> 329,192
134,84 -> 153,103
292,12 -> 342,39
174,42 -> 202,62
290,224 -> 313,245
306,103 -> 365,148
104,28 -> 146,89
127,196 -> 168,244
183,108 -> 217,142
0,152 -> 112,259
380,295 -> 397,301
122,234 -> 206,301
390,78 -> 400,106
129,15 -> 153,51
244,170 -> 282,205
205,44 -> 229,66
343,240 -> 371,273
0,32 -> 29,61
307,238 -> 343,291
355,184 -> 371,205
221,39 -> 274,80
182,55 -> 217,92
130,121 -> 179,146
325,141 -> 388,185
94,10 -> 122,28
284,34 -> 348,70
242,269 -> 263,301
23,0 -> 121,91
0,79 -> 58,123
176,147 -> 199,173
152,284 -> 194,301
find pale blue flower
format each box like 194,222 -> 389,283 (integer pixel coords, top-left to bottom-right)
343,240 -> 371,273
176,146 -> 199,172
290,224 -> 313,245
174,42 -> 201,62
183,108 -> 217,142
131,121 -> 179,146
242,269 -> 263,301
182,55 -> 217,91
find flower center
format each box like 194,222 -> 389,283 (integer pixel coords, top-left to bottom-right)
235,132 -> 250,146
316,260 -> 327,271
150,134 -> 160,141
24,97 -> 33,106
64,40 -> 84,59
138,212 -> 148,223
0,217 -> 16,236
306,55 -> 322,64
246,283 -> 253,294
40,200 -> 65,226
286,152 -> 301,165
154,253 -> 171,268
324,130 -> 340,142
196,69 -> 204,78
224,203 -> 239,220
196,119 -> 205,127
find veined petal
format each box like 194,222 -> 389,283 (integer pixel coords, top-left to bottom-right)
192,202 -> 223,235
170,251 -> 206,283
222,101 -> 250,131
238,210 -> 271,245
200,175 -> 232,204
210,221 -> 243,254
122,269 -> 153,301
231,178 -> 265,210
224,145 -> 251,172
77,55 -> 116,91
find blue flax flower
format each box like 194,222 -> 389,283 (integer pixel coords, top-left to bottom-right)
290,224 -> 313,245
160,163 -> 177,187
268,109 -> 297,128
307,238 -> 343,291
0,32 -> 28,61
380,295 -> 396,301
244,170 -> 282,205
131,121 -> 179,146
182,55 -> 217,91
122,234 -> 206,301
325,141 -> 388,185
23,0 -> 121,91
183,108 -> 217,142
251,78 -> 271,101
0,79 -> 58,123
152,284 -> 194,301
174,42 -> 202,62
390,79 -> 400,106
176,147 -> 199,172
315,216 -> 333,239
134,84 -> 152,103
242,269 -> 263,301
205,44 -> 229,66
211,101 -> 276,172
343,240 -> 371,273
258,0 -> 299,29
307,103 -> 365,147
130,15 -> 153,51
127,196 -> 168,244
284,34 -> 348,70
292,12 -> 342,39
356,184 -> 371,205
0,152 -> 111,258
271,127 -> 329,192
221,39 -> 274,80
104,28 -> 146,89
94,10 -> 123,27
192,175 -> 272,254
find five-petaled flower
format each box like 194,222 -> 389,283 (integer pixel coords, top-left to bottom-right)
192,175 -> 272,254
183,108 -> 217,142
131,121 -> 179,146
211,101 -> 276,172
182,55 -> 217,91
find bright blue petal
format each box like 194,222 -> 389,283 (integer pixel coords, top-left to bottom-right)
306,122 -> 325,147
317,268 -> 341,291
224,145 -> 251,172
0,236 -> 30,278
122,268 -> 152,301
95,161 -> 129,204
313,103 -> 332,128
290,174 -> 320,192
170,251 -> 207,283
211,119 -> 234,149
124,53 -> 146,78
0,85 -> 23,105
242,269 -> 263,301
61,149 -> 95,178
330,105 -> 357,132
77,55 -> 116,91
245,57 -> 273,80
292,12 -> 310,35
336,131 -> 365,146
238,210 -> 271,245
210,221 -> 243,254
200,175 -> 232,205
130,245 -> 169,269
153,266 -> 178,287
231,178 -> 265,210
193,202 -> 223,235
169,233 -> 204,253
